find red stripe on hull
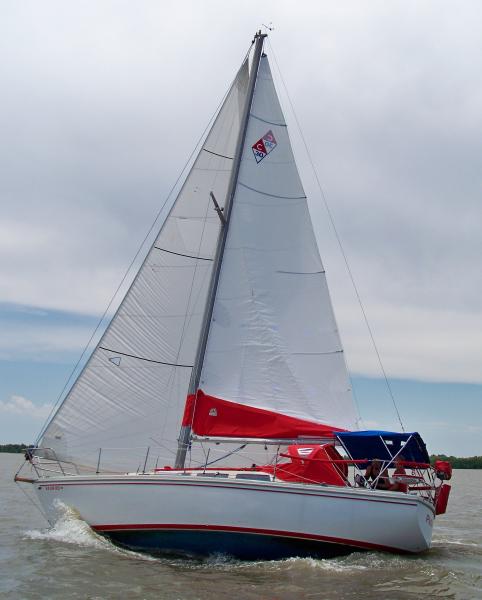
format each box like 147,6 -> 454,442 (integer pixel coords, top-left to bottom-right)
92,523 -> 409,554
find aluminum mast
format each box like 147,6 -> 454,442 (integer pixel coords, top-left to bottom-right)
174,32 -> 267,469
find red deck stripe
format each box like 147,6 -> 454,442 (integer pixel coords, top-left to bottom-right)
38,480 -> 419,508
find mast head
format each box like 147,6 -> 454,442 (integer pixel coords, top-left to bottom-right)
253,29 -> 268,42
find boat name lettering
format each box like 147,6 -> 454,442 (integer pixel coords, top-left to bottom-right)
43,484 -> 64,491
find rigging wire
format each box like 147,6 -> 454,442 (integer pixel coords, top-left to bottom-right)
15,481 -> 50,526
15,481 -> 50,524
267,38 -> 405,432
205,444 -> 247,466
14,461 -> 51,524
35,45 -> 253,444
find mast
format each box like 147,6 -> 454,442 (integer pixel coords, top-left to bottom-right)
174,32 -> 267,469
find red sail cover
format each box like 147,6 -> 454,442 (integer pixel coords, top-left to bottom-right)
182,390 -> 346,438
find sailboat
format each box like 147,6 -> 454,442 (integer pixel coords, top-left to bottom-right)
17,31 -> 452,559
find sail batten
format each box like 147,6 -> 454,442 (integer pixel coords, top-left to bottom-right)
237,181 -> 307,199
250,114 -> 287,127
153,246 -> 214,262
97,347 -> 194,368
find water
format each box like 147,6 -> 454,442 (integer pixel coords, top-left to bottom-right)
1,454 -> 481,599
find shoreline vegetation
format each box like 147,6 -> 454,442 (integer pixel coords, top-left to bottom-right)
430,454 -> 482,469
1,444 -> 481,468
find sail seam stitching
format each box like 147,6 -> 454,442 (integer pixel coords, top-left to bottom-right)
250,113 -> 287,127
98,347 -> 193,368
153,246 -> 214,261
238,182 -> 306,200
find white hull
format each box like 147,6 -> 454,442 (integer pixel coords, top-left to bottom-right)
34,473 -> 434,558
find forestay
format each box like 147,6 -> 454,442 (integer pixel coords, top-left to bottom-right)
197,55 -> 358,433
39,60 -> 250,472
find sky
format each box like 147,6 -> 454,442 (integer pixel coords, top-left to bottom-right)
1,1 -> 481,456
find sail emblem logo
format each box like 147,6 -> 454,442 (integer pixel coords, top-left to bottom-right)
252,130 -> 277,164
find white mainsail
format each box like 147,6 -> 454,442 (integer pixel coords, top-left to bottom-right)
39,60 -> 250,471
198,55 -> 358,431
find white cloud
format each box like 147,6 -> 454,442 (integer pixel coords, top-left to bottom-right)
0,319 -> 99,362
0,395 -> 53,419
467,425 -> 482,435
336,302 -> 482,384
1,1 -> 482,387
0,219 -> 134,315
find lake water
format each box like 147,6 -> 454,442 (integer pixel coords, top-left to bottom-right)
1,453 -> 481,599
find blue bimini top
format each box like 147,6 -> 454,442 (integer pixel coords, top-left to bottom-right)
336,430 -> 430,466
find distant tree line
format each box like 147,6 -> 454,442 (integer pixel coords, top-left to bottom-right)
0,444 -> 27,453
430,454 -> 482,469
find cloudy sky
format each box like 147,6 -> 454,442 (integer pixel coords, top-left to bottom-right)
1,1 -> 481,455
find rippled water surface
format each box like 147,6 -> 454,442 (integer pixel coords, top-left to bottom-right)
1,454 -> 481,599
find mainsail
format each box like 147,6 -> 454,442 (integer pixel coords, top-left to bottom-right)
39,59 -> 250,471
189,55 -> 358,438
39,38 -> 358,473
